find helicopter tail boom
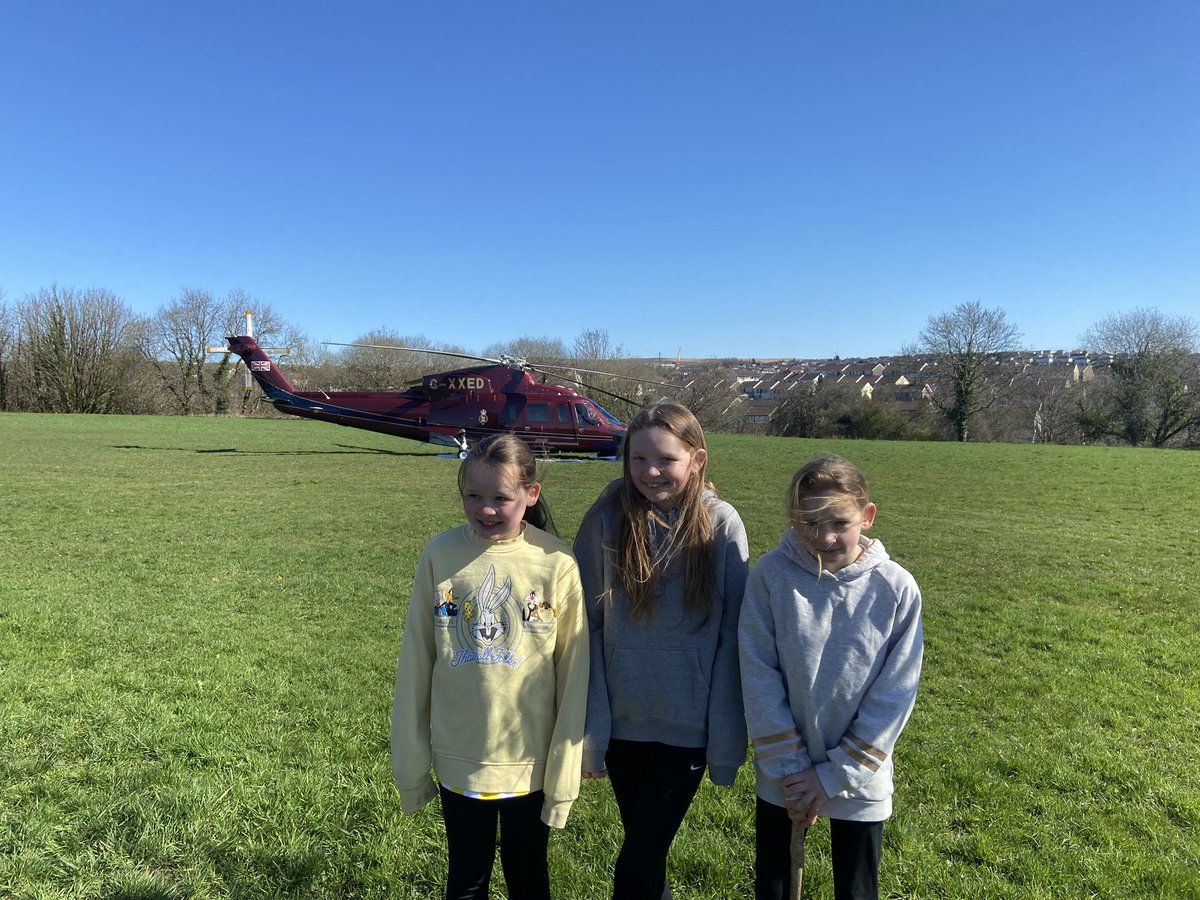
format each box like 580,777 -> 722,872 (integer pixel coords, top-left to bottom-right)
224,335 -> 298,400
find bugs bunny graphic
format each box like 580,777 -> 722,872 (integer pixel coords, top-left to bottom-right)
471,565 -> 511,646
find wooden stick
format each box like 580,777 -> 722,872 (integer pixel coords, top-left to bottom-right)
790,822 -> 806,899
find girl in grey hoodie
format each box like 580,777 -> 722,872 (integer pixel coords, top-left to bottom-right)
739,456 -> 923,900
576,402 -> 749,900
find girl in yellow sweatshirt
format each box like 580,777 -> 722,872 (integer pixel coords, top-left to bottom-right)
391,434 -> 588,899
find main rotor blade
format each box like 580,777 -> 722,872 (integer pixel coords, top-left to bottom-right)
543,368 -> 659,410
323,342 -> 502,365
532,363 -> 677,389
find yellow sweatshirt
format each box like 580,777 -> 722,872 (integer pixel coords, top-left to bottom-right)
391,523 -> 588,829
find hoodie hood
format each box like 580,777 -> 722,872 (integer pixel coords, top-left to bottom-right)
777,527 -> 890,581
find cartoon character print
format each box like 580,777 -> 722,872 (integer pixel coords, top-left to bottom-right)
522,591 -> 558,622
470,565 -> 511,646
433,588 -> 458,618
441,568 -> 558,668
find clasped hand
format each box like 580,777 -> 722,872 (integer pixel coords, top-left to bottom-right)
781,769 -> 828,828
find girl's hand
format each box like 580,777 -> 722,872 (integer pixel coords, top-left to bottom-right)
583,769 -> 608,780
789,805 -> 821,828
782,769 -> 828,825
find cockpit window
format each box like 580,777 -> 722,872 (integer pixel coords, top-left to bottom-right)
575,402 -> 601,426
592,403 -> 623,427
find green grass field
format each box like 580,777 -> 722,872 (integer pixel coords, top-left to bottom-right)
2,412 -> 1198,899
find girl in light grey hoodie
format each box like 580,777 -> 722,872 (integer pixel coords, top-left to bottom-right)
739,456 -> 923,900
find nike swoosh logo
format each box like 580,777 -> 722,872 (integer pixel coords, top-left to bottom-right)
690,765 -> 703,771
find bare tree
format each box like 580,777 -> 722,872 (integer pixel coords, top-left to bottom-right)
1078,308 -> 1199,447
11,285 -> 140,413
1001,373 -> 1085,445
483,336 -> 567,365
216,291 -> 287,347
907,301 -> 1023,442
141,289 -> 225,414
563,327 -> 670,423
272,327 -> 337,393
143,289 -> 288,414
0,291 -> 13,410
677,363 -> 743,432
335,330 -> 450,390
572,328 -> 622,362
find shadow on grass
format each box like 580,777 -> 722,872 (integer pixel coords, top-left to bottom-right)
112,443 -> 618,462
111,443 -> 435,458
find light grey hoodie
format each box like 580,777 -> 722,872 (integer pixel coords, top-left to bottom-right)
739,528 -> 923,821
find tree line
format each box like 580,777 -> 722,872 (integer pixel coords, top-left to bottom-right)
1,287 -> 1196,448
0,286 -> 684,426
766,301 -> 1200,448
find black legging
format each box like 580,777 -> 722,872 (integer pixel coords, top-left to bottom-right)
440,786 -> 550,900
605,739 -> 708,900
754,796 -> 883,900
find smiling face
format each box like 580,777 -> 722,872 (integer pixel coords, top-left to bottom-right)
627,425 -> 707,510
461,462 -> 540,541
793,492 -> 877,573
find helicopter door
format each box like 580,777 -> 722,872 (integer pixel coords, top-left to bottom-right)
553,403 -> 577,449
523,403 -> 552,435
502,399 -> 576,451
555,403 -> 574,431
502,396 -> 553,435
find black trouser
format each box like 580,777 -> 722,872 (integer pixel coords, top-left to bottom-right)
605,739 -> 708,900
440,786 -> 550,900
754,796 -> 883,900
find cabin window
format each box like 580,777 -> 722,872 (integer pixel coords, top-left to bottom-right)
502,397 -> 524,425
557,404 -> 571,423
526,403 -> 550,422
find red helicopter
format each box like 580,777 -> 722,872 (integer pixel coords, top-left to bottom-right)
216,324 -> 638,458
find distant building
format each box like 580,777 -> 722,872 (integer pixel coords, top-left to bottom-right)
647,350 -> 1118,434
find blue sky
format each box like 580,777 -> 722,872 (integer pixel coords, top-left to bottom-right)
2,1 -> 1196,360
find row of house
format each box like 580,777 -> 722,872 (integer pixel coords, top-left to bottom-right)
664,350 -> 1117,430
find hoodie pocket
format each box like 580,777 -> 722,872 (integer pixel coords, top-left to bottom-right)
608,647 -> 708,728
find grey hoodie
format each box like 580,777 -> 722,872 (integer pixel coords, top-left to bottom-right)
575,480 -> 750,785
739,528 -> 923,821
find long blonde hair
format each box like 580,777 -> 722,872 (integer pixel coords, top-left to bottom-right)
612,402 -> 716,622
